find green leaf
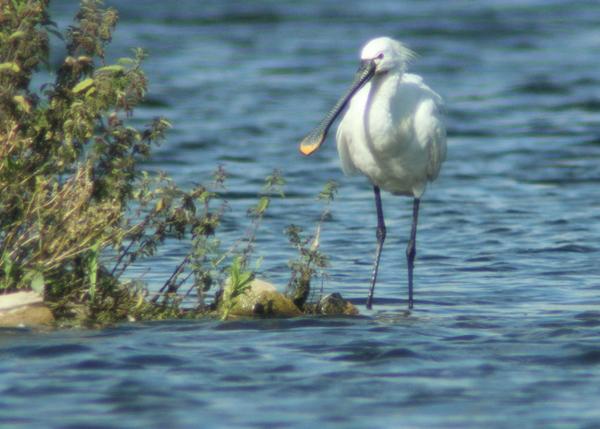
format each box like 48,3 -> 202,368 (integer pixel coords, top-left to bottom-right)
117,57 -> 135,66
0,62 -> 21,73
72,78 -> 94,94
263,169 -> 286,197
317,180 -> 339,202
96,64 -> 125,74
229,256 -> 253,297
30,272 -> 45,294
159,118 -> 172,129
1,253 -> 13,286
13,95 -> 30,113
10,0 -> 23,14
222,257 -> 255,320
230,256 -> 241,285
87,242 -> 100,300
9,30 -> 26,41
255,196 -> 269,215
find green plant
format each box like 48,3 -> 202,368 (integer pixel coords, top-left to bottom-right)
0,0 -> 206,325
0,0 -> 342,325
216,169 -> 284,319
220,255 -> 255,320
286,180 -> 337,309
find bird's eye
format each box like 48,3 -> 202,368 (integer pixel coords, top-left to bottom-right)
376,53 -> 384,59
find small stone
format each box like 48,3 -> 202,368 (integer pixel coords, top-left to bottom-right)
318,292 -> 359,316
0,291 -> 54,327
220,278 -> 302,318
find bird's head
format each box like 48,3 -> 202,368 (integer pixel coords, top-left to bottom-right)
299,37 -> 414,156
360,37 -> 415,75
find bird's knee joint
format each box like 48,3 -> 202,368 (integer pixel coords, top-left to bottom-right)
376,226 -> 386,241
406,241 -> 416,259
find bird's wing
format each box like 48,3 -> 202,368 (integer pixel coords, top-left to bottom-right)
415,96 -> 447,182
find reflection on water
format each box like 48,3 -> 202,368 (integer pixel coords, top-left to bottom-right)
2,0 -> 600,427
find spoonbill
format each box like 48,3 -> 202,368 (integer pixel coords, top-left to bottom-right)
299,37 -> 447,309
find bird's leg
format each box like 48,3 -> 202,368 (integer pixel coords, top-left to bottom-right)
367,186 -> 386,309
406,198 -> 420,309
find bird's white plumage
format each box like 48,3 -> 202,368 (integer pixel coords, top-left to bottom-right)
336,37 -> 447,197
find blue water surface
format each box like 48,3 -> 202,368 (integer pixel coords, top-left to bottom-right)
2,0 -> 600,427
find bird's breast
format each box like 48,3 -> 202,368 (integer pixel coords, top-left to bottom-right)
344,75 -> 414,155
337,72 -> 439,196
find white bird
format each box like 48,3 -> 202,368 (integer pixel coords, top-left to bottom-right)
299,37 -> 447,309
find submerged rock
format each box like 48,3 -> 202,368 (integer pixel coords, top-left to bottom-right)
0,291 -> 54,327
317,292 -> 359,316
219,278 -> 302,318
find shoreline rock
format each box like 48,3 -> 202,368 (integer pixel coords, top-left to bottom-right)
218,278 -> 360,319
0,291 -> 54,327
316,292 -> 360,316
219,278 -> 302,318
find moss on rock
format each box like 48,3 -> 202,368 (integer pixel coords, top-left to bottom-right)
219,278 -> 302,318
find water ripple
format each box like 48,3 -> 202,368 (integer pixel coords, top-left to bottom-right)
7,0 -> 600,427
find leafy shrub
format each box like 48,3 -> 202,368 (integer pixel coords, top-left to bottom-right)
286,180 -> 338,309
0,1 -> 334,326
0,0 -> 210,325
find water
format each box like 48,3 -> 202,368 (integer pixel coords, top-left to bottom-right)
2,0 -> 600,427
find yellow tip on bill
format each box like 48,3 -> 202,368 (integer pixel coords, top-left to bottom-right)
299,141 -> 320,156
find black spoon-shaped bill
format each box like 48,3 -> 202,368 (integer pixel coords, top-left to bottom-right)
299,59 -> 376,156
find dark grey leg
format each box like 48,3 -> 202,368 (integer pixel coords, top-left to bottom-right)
407,198 -> 420,309
366,186 -> 386,309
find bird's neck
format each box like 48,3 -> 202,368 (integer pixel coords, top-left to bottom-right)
371,70 -> 402,89
367,70 -> 403,104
